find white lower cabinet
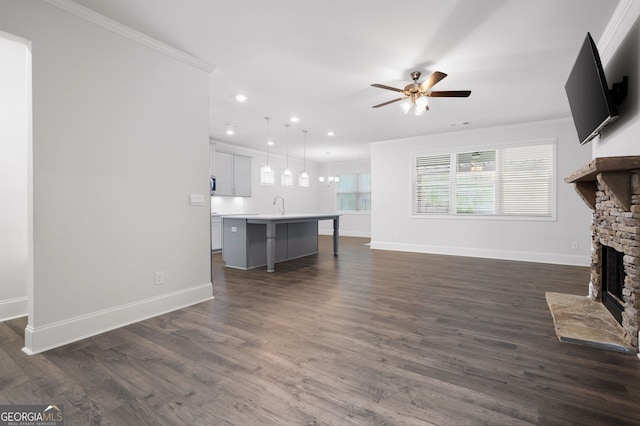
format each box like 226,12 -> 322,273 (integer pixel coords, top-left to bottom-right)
211,216 -> 222,252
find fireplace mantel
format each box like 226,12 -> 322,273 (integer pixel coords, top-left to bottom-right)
565,156 -> 640,210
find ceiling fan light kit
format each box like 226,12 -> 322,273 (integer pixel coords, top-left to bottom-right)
371,70 -> 471,114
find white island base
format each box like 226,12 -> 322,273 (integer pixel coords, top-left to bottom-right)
222,214 -> 340,272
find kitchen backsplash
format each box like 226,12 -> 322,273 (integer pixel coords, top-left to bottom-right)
211,195 -> 245,215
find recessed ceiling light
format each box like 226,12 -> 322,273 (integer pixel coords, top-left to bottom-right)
327,131 -> 335,136
226,129 -> 234,135
267,140 -> 274,146
235,94 -> 247,102
290,116 -> 299,123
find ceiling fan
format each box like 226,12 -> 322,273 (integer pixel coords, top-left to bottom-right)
371,71 -> 471,115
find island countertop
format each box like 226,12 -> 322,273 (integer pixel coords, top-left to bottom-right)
221,214 -> 340,272
221,213 -> 339,220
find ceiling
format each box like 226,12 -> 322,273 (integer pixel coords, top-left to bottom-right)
71,0 -> 620,163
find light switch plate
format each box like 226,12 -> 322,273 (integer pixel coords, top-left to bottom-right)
189,193 -> 205,206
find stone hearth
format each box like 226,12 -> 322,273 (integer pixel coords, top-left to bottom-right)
566,156 -> 640,348
545,292 -> 634,353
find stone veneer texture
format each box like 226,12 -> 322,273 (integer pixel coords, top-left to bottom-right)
590,171 -> 640,347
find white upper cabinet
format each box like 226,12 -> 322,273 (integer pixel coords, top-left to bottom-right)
214,151 -> 252,197
215,152 -> 234,195
209,142 -> 216,176
232,154 -> 252,196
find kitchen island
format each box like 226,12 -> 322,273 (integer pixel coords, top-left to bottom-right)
221,214 -> 340,272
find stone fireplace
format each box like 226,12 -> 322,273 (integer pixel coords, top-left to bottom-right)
566,156 -> 640,348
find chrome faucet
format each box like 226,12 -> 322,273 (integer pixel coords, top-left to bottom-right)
273,196 -> 285,215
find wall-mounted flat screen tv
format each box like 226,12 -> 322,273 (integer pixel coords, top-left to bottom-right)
565,32 -> 619,145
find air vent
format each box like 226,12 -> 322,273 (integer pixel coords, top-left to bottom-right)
450,121 -> 472,127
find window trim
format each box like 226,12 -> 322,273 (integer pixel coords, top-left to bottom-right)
411,138 -> 557,221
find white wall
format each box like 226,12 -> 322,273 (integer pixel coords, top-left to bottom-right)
0,32 -> 30,321
592,0 -> 640,158
370,118 -> 593,266
1,0 -> 212,354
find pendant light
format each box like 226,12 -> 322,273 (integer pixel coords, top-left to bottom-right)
283,123 -> 291,176
299,130 -> 309,187
264,117 -> 272,173
300,130 -> 309,179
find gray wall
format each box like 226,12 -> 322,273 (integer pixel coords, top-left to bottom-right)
1,0 -> 212,353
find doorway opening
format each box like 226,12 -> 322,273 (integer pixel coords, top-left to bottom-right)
0,32 -> 33,334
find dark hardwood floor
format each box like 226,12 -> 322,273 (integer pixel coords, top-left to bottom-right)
2,236 -> 640,425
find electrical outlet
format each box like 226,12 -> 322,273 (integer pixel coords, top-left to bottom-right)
571,241 -> 579,249
154,271 -> 164,286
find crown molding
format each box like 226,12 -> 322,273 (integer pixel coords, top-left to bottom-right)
40,0 -> 215,73
597,0 -> 637,57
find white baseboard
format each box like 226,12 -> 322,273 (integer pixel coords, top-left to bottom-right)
369,241 -> 589,266
0,296 -> 28,322
22,283 -> 213,355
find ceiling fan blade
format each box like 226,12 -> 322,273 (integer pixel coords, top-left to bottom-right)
371,83 -> 405,93
419,71 -> 447,92
372,97 -> 407,108
427,90 -> 471,98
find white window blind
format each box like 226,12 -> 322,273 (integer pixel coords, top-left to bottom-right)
414,141 -> 554,217
499,144 -> 554,216
415,154 -> 450,214
336,173 -> 371,211
456,151 -> 496,214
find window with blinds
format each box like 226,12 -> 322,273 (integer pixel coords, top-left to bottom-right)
336,173 -> 371,212
499,144 -> 554,216
415,154 -> 450,214
413,141 -> 555,217
456,151 -> 496,214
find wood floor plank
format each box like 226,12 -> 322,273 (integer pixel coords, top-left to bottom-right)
2,236 -> 640,425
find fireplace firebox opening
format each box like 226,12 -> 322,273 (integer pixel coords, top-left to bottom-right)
601,245 -> 626,325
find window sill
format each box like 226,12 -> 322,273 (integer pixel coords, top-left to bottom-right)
410,213 -> 556,222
